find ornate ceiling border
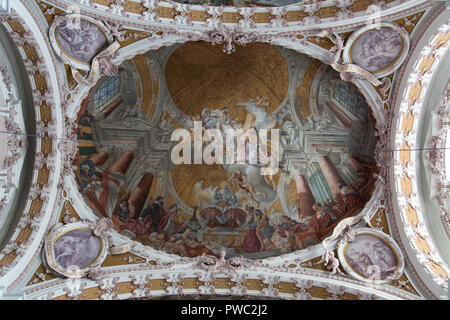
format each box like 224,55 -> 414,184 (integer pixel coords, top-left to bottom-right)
0,0 -> 443,300
19,0 -> 432,300
424,81 -> 449,231
40,0 -> 433,31
24,250 -> 419,300
0,0 -> 65,293
389,7 -> 450,298
0,38 -> 28,243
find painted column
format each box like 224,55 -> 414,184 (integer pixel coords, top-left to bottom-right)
89,151 -> 109,166
108,151 -> 134,174
295,174 -> 316,218
129,173 -> 154,218
348,156 -> 364,172
102,97 -> 123,119
339,165 -> 357,185
325,100 -> 352,128
318,155 -> 343,197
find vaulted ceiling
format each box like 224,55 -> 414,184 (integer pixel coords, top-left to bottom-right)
0,0 -> 448,300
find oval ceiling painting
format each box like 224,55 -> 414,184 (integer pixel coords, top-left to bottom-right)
338,228 -> 405,284
44,223 -> 107,278
50,14 -> 110,70
54,228 -> 101,269
344,23 -> 409,77
74,41 -> 379,260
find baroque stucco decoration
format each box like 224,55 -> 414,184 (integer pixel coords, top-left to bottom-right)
0,0 -> 448,301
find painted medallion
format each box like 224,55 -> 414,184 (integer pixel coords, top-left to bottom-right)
50,15 -> 111,70
44,222 -> 108,278
338,228 -> 405,284
54,228 -> 102,270
343,23 -> 410,78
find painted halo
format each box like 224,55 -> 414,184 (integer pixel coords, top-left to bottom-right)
44,222 -> 108,278
49,14 -> 113,71
342,22 -> 410,78
337,228 -> 405,284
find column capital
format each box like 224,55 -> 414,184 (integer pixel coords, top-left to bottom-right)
289,164 -> 309,179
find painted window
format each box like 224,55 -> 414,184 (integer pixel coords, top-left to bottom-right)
334,82 -> 367,120
93,75 -> 120,109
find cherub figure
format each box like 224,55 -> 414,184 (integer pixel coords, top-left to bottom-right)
318,250 -> 345,275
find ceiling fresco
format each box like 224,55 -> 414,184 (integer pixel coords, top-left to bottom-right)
1,0 -> 449,301
73,42 -> 378,260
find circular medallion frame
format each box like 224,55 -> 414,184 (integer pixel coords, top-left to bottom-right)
44,222 -> 108,278
337,228 -> 405,284
49,14 -> 113,71
342,22 -> 410,78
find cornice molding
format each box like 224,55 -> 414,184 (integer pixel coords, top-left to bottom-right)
389,6 -> 450,299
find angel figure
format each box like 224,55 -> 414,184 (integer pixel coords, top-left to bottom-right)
236,96 -> 277,131
229,171 -> 268,202
103,20 -> 126,42
193,179 -> 217,208
318,250 -> 345,275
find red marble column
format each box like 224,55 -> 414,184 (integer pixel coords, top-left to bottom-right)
318,155 -> 343,197
129,173 -> 154,218
108,151 -> 134,174
348,156 -> 363,172
103,97 -> 123,119
89,152 -> 109,166
325,100 -> 352,128
295,174 -> 316,218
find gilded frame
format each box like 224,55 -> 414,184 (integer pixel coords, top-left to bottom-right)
44,222 -> 108,278
49,14 -> 113,71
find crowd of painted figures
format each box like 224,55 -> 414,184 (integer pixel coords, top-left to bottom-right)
75,97 -> 374,258
101,161 -> 373,258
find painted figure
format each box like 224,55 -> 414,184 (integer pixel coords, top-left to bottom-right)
345,235 -> 397,279
140,196 -> 165,233
54,229 -> 101,270
351,27 -> 403,72
56,19 -> 107,63
241,213 -> 262,253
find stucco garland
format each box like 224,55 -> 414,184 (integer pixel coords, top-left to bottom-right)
40,0 -> 433,32
23,257 -> 420,300
389,10 -> 450,299
0,0 -> 65,293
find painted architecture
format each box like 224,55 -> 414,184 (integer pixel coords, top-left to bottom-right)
0,0 -> 448,300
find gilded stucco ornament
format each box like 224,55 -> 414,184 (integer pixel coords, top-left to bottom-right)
391,19 -> 450,293
2,0 -> 445,301
425,82 -> 450,230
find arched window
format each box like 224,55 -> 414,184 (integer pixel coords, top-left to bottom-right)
334,82 -> 367,120
93,74 -> 121,109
